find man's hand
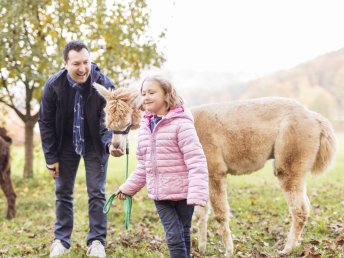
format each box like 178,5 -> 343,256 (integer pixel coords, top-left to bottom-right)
46,162 -> 59,178
109,144 -> 124,157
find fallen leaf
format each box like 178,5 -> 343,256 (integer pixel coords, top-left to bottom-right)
336,235 -> 344,246
309,239 -> 320,245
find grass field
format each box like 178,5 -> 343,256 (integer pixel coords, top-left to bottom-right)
0,134 -> 343,257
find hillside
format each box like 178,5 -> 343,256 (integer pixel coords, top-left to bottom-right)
240,48 -> 344,122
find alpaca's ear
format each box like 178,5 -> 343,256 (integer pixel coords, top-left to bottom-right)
136,96 -> 145,111
93,82 -> 112,101
129,90 -> 140,105
131,92 -> 144,111
0,127 -> 12,144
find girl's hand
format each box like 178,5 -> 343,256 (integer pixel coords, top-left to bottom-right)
115,189 -> 126,200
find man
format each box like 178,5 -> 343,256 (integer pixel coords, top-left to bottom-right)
38,41 -> 123,258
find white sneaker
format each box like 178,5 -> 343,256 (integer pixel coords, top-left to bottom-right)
49,239 -> 70,257
87,240 -> 106,257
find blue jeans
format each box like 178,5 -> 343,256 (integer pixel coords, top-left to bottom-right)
54,139 -> 108,249
154,200 -> 194,258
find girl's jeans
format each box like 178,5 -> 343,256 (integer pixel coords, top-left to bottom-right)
154,199 -> 194,258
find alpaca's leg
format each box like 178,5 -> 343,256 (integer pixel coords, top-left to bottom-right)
1,168 -> 17,219
194,203 -> 209,253
277,173 -> 310,255
273,119 -> 317,254
209,175 -> 233,257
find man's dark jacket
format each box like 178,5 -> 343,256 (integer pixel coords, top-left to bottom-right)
38,63 -> 114,165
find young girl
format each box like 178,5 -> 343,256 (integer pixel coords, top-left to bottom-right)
116,76 -> 208,258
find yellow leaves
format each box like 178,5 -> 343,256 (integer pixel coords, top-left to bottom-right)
246,213 -> 256,220
5,0 -> 163,87
20,187 -> 40,198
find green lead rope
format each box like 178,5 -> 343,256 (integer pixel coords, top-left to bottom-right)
124,195 -> 132,229
103,140 -> 132,229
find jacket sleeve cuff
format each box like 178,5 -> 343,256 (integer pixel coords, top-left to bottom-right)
105,142 -> 111,154
187,198 -> 207,207
45,156 -> 59,165
119,184 -> 136,197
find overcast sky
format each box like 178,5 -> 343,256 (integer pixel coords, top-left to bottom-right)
147,0 -> 344,78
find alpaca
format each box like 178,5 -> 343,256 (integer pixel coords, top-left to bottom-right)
0,127 -> 17,219
93,84 -> 337,256
191,98 -> 336,256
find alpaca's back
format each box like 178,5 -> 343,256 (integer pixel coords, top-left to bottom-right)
191,97 -> 332,175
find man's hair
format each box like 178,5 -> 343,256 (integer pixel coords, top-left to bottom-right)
63,41 -> 89,62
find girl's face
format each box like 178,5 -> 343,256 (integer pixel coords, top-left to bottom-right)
141,80 -> 168,115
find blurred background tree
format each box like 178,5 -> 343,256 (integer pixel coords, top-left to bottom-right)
0,0 -> 165,178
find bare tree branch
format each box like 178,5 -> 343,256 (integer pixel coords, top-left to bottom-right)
0,98 -> 25,121
0,72 -> 25,121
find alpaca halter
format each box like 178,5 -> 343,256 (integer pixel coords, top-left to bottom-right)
111,124 -> 132,135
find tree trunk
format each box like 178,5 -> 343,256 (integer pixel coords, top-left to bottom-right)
23,119 -> 36,178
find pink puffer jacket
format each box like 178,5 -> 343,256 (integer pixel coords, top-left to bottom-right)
119,106 -> 208,206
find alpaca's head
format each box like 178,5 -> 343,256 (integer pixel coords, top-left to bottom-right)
0,127 -> 12,144
93,83 -> 142,151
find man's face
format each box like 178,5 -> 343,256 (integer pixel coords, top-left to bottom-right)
64,48 -> 91,84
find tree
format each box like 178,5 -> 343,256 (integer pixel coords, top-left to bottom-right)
0,0 -> 165,178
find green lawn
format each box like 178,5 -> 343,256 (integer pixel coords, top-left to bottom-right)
0,135 -> 343,257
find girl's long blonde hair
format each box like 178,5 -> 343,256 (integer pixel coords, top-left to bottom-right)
141,76 -> 183,110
